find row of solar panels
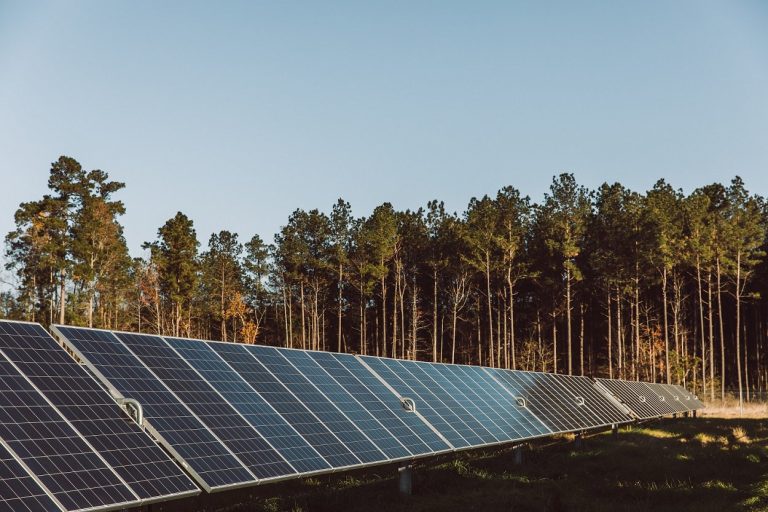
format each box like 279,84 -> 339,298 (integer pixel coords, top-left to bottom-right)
0,320 -> 703,512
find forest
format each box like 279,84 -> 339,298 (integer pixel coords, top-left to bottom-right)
3,156 -> 767,405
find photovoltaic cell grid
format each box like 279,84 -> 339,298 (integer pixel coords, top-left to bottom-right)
595,379 -> 660,420
111,332 -> 294,481
51,325 -> 254,492
0,440 -> 61,512
0,323 -> 199,503
0,352 -> 137,511
42,322 -> 703,506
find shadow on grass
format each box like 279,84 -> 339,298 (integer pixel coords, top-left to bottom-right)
215,418 -> 768,512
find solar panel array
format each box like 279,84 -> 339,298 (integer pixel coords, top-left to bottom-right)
0,319 -> 703,510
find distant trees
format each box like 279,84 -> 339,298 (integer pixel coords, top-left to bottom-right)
5,155 -> 768,403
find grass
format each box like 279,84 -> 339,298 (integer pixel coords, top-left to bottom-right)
207,414 -> 768,512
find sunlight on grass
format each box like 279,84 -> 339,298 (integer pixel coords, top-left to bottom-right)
638,428 -> 678,439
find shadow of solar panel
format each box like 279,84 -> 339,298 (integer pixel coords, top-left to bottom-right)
52,326 -> 254,491
165,337 -> 329,475
0,441 -> 62,512
0,352 -> 138,511
211,343 -> 361,469
0,323 -> 199,504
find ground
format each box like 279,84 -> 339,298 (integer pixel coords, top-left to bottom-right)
212,411 -> 768,512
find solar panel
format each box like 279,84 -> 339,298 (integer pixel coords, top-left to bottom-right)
652,383 -> 691,414
640,382 -> 678,416
489,369 -> 588,433
210,343 -> 362,469
0,440 -> 61,512
546,374 -> 632,427
0,322 -> 199,504
672,384 -> 705,410
278,348 -> 412,460
359,356 -> 471,448
594,378 -> 660,420
0,350 -> 139,511
447,364 -> 551,439
317,353 -> 450,454
52,326 -> 255,491
110,332 -> 295,481
165,337 -> 330,475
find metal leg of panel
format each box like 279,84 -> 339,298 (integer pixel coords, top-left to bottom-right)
693,410 -> 697,418
574,432 -> 584,449
513,445 -> 524,465
399,464 -> 414,496
611,424 -> 619,438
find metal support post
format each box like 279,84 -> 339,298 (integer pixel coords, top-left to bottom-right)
513,445 -> 524,465
398,464 -> 413,496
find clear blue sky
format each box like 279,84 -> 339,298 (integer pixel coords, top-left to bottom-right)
1,1 -> 767,258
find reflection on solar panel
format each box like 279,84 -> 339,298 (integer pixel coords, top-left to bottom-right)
0,441 -> 61,512
546,374 -> 631,426
52,326 -> 255,492
0,323 -> 199,504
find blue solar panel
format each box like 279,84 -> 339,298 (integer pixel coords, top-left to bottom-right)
359,356 -> 468,448
244,346 -> 385,464
406,361 -> 500,444
0,351 -> 138,511
111,332 -> 294,480
318,353 -> 450,454
53,326 -> 254,491
278,348 -> 411,460
0,323 -> 199,503
165,337 -> 330,474
0,441 -> 61,512
210,343 -> 362,468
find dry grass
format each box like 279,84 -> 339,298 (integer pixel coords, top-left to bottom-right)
700,401 -> 768,419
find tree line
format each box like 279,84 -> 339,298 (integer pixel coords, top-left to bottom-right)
4,156 -> 768,405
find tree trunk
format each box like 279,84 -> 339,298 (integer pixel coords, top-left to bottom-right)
735,250 -> 743,411
485,253 -> 494,368
697,257 -> 707,396
717,257 -> 725,402
579,302 -> 585,376
662,266 -> 670,384
607,288 -> 613,379
566,269 -> 572,375
433,270 -> 438,362
708,270 -> 715,401
338,262 -> 343,353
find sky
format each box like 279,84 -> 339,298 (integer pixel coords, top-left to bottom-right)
1,1 -> 767,260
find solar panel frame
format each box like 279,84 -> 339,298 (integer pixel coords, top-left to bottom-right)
638,382 -> 677,416
0,322 -> 200,505
0,345 -> 141,512
52,325 -> 257,493
653,383 -> 692,413
672,384 -> 705,410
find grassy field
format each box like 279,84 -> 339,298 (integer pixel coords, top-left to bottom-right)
216,414 -> 768,512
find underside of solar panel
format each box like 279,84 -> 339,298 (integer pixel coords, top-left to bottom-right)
0,319 -> 703,510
